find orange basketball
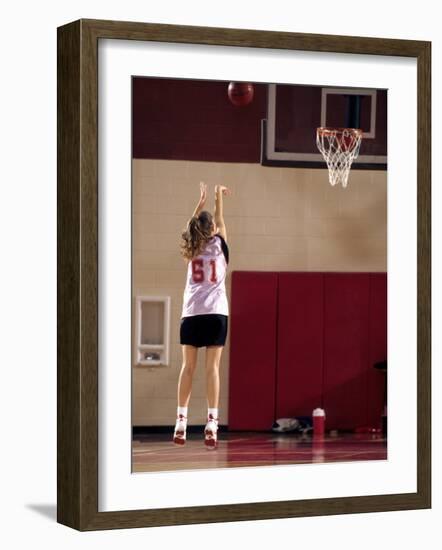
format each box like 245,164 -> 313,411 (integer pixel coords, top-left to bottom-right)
227,82 -> 254,107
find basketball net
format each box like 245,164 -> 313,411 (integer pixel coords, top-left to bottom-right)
316,127 -> 363,188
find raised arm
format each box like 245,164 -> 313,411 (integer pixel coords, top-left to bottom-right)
214,185 -> 231,242
191,182 -> 207,219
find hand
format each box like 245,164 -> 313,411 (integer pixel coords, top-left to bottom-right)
215,185 -> 231,196
199,181 -> 207,206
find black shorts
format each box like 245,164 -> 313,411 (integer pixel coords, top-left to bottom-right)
180,314 -> 228,348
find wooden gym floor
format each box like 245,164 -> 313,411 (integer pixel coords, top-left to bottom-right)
132,431 -> 387,473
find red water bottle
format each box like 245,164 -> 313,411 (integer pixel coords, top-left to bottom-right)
313,408 -> 326,436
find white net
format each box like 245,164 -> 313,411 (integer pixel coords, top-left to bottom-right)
316,127 -> 363,188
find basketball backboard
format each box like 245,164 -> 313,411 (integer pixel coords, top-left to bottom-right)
262,84 -> 387,169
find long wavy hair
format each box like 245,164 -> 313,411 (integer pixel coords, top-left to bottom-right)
180,210 -> 214,261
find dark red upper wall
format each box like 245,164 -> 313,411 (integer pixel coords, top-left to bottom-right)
132,77 -> 267,163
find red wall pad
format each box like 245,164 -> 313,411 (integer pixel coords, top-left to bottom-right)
323,274 -> 370,430
228,272 -> 278,430
367,273 -> 388,426
276,273 -> 324,419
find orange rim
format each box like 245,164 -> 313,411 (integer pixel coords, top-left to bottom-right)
317,127 -> 363,137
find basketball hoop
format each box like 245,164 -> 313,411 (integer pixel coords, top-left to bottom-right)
316,127 -> 363,188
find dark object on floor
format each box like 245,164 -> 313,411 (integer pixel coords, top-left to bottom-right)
374,359 -> 387,435
272,417 -> 313,434
374,360 -> 387,370
382,414 -> 388,436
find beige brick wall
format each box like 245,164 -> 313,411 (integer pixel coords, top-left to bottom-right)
132,159 -> 387,426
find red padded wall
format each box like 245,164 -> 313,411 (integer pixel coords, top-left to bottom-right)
322,274 -> 370,430
228,272 -> 278,430
228,271 -> 386,431
276,273 -> 324,418
367,273 -> 388,426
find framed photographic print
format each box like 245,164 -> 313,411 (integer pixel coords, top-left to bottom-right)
57,19 -> 431,531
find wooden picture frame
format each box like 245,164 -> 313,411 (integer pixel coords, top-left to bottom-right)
57,18 -> 431,531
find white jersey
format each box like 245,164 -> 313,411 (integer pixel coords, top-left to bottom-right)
181,235 -> 229,317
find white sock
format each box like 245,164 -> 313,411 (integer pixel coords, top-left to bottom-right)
208,408 -> 219,421
177,406 -> 188,419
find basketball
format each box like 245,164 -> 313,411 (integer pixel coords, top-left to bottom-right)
227,82 -> 254,107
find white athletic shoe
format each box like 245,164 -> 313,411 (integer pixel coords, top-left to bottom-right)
204,414 -> 219,450
173,414 -> 187,446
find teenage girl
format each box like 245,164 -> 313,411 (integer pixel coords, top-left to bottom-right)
173,182 -> 231,450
